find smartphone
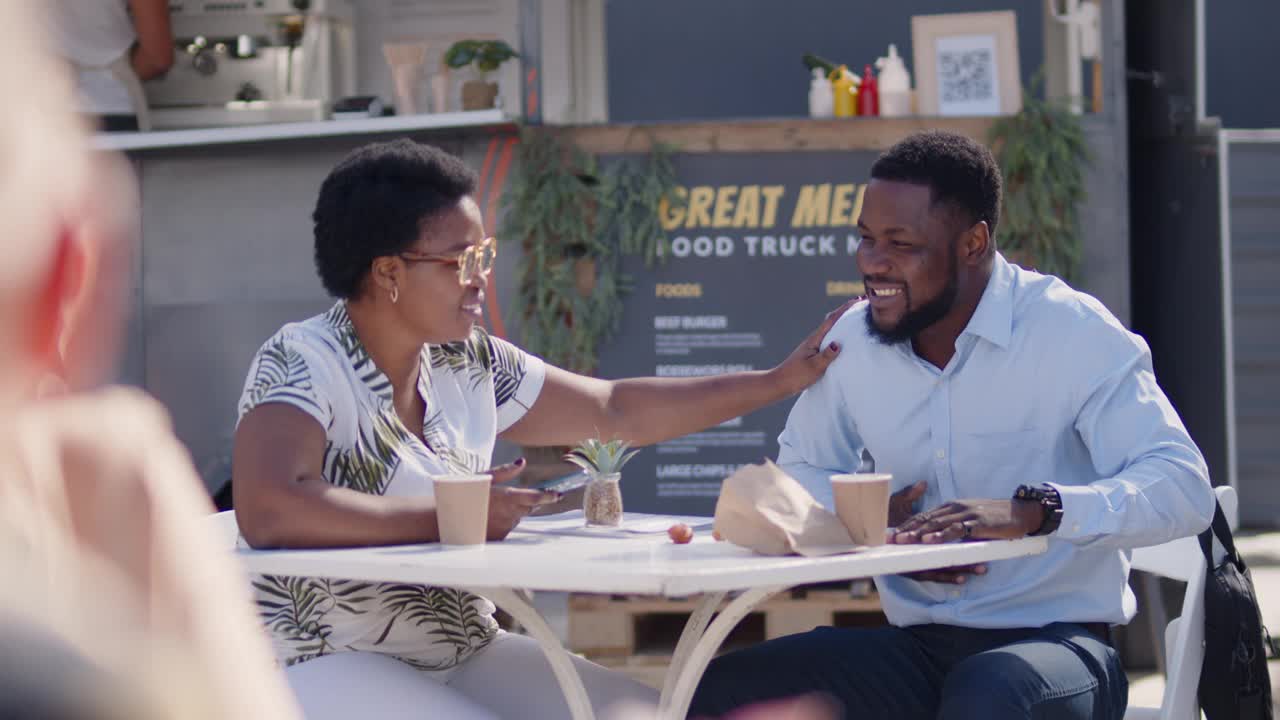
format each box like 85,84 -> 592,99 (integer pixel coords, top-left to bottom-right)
533,471 -> 592,494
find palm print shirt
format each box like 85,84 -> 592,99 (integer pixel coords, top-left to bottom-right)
236,302 -> 546,671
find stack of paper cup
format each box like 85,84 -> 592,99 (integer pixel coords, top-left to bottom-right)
383,42 -> 428,115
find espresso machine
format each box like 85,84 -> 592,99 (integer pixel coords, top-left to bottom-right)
144,0 -> 357,129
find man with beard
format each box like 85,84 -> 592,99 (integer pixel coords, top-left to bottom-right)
689,131 -> 1214,720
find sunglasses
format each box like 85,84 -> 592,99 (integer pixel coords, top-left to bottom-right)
399,237 -> 497,286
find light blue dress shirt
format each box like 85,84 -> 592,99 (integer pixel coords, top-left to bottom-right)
778,254 -> 1215,628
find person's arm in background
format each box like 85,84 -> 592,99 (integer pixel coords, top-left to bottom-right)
500,299 -> 854,451
127,0 -> 173,80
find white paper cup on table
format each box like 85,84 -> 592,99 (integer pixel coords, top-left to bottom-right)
830,473 -> 892,546
433,473 -> 491,547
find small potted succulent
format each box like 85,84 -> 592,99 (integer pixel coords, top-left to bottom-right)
444,39 -> 519,111
564,438 -> 638,526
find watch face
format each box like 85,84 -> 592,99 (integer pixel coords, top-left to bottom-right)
1015,484 -> 1043,501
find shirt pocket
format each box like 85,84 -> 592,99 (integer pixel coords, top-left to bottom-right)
952,428 -> 1044,497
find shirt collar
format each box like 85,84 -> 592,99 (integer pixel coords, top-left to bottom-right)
961,253 -> 1015,349
324,301 -> 396,403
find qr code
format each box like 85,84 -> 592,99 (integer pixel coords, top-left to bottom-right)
939,48 -> 994,103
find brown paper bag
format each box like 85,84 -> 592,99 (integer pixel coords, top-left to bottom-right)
713,460 -> 859,556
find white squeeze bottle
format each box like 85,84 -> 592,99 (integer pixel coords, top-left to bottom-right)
808,67 -> 834,118
876,44 -> 911,117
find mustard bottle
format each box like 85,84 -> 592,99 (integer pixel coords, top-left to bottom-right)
830,65 -> 858,118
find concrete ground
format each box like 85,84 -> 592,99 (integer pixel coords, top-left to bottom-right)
1126,527 -> 1280,712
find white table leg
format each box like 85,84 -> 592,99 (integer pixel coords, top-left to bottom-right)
473,586 -> 595,720
658,585 -> 788,720
658,591 -> 727,711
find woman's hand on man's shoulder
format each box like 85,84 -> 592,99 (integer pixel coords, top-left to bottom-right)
769,296 -> 862,395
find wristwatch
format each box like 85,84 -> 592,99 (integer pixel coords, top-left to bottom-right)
1013,484 -> 1064,536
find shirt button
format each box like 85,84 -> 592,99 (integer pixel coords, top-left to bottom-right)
936,449 -> 946,460
950,589 -> 961,599
1073,524 -> 1081,533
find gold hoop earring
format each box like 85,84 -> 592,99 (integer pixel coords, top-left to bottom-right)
390,285 -> 399,304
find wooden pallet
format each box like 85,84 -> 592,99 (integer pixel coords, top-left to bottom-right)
568,582 -> 885,661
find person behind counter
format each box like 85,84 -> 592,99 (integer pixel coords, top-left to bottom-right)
46,0 -> 173,132
232,138 -> 854,719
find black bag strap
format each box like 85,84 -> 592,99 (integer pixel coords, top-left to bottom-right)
1198,498 -> 1241,568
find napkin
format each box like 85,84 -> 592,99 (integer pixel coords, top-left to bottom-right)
517,511 -> 713,538
713,460 -> 859,556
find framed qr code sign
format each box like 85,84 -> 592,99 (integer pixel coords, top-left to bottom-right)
911,11 -> 1022,117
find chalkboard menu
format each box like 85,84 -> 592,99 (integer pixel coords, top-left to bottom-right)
597,150 -> 881,516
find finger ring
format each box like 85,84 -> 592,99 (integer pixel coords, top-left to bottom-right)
961,521 -> 973,538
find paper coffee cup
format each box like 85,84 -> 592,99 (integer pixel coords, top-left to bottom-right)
433,473 -> 491,547
830,473 -> 891,546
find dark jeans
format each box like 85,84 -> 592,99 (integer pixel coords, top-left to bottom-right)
689,623 -> 1128,720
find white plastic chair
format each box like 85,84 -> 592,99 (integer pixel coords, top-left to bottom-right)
208,509 -> 241,550
1124,485 -> 1238,720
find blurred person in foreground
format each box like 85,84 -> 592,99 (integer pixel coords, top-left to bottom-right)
0,2 -> 299,718
689,131 -> 1215,719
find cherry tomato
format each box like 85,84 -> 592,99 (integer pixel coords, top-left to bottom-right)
668,523 -> 694,544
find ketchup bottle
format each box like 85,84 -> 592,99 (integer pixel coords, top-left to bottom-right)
858,63 -> 879,116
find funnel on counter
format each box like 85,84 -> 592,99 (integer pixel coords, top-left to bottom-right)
383,42 -> 428,115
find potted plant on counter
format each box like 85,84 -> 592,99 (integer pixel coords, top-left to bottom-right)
564,438 -> 639,527
444,39 -> 519,110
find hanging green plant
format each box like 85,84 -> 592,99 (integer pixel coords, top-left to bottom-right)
599,141 -> 680,267
987,78 -> 1089,282
498,127 -> 683,374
